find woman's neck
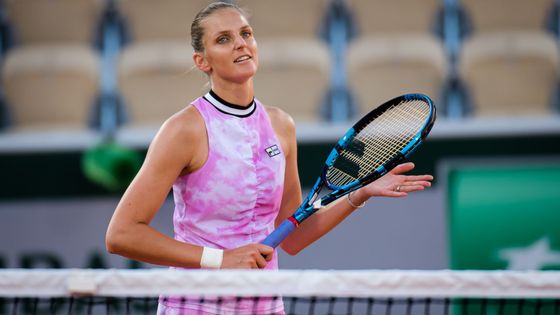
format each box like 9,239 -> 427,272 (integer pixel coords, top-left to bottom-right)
210,79 -> 254,108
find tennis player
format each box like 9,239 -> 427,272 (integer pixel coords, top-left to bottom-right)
106,2 -> 433,314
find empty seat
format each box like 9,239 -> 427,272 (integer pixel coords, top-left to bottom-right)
2,45 -> 100,129
5,0 -> 104,46
458,31 -> 559,117
236,0 -> 329,38
117,0 -> 213,43
118,41 -> 208,127
345,0 -> 446,116
460,0 -> 555,34
456,0 -> 558,116
1,0 -> 104,132
254,38 -> 330,123
345,0 -> 441,35
348,34 -> 447,114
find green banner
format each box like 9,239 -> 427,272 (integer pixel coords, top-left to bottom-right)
447,160 -> 560,314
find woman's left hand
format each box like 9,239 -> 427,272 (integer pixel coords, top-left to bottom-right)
359,162 -> 433,198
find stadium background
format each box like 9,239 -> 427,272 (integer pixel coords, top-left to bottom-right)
0,0 -> 559,272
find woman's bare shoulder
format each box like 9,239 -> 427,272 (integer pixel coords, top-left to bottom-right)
264,105 -> 296,133
157,105 -> 205,142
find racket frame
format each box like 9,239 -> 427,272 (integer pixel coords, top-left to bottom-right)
262,94 -> 436,248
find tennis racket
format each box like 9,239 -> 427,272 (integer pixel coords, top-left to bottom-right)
261,93 -> 436,248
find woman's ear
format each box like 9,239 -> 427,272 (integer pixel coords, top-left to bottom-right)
193,52 -> 211,73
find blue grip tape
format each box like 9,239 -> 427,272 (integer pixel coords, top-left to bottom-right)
261,219 -> 297,248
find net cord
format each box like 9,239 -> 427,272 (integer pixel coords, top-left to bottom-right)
1,269 -> 560,299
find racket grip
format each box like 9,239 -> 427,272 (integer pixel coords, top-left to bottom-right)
261,219 -> 297,248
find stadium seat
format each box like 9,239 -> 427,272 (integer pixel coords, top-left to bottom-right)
345,0 -> 442,35
2,45 -> 100,129
347,34 -> 448,114
236,0 -> 329,38
456,0 -> 558,117
1,0 -> 104,132
460,0 -> 555,34
5,0 -> 105,46
235,0 -> 332,122
345,0 -> 446,115
458,31 -> 559,117
254,38 -> 330,123
117,0 -> 212,43
118,41 -> 207,127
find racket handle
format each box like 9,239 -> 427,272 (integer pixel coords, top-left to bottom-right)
261,219 -> 297,248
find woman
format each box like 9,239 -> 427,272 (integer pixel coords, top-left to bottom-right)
106,2 -> 433,314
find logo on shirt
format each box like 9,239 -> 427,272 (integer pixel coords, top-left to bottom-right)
265,145 -> 281,157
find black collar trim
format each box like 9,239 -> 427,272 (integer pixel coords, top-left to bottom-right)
203,90 -> 256,118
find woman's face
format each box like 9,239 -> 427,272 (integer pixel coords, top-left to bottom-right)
196,8 -> 258,85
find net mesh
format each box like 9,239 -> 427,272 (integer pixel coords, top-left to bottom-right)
327,99 -> 431,187
4,296 -> 559,315
1,269 -> 559,315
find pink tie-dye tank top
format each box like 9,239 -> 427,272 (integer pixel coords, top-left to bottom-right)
159,91 -> 286,314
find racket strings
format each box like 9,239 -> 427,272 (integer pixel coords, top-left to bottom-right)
353,100 -> 427,167
356,100 -> 428,167
363,102 -> 425,157
329,118 -> 410,184
329,110 -> 420,185
327,100 -> 430,187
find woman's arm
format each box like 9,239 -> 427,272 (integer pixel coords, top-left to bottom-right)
105,107 -> 206,268
106,106 -> 273,269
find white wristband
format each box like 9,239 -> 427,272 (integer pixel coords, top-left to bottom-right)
200,247 -> 223,269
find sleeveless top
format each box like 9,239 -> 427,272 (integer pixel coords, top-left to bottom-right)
159,91 -> 286,314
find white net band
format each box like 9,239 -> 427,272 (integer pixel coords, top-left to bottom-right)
1,269 -> 559,299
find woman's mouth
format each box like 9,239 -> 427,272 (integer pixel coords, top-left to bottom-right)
234,55 -> 252,63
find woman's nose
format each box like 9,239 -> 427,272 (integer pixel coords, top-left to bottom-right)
234,35 -> 247,49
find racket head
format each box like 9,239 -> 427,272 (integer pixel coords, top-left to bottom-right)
323,93 -> 436,191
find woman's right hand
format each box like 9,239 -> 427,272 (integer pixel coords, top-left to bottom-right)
221,244 -> 273,269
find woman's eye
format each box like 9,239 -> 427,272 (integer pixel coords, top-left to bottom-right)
217,36 -> 229,44
243,31 -> 252,38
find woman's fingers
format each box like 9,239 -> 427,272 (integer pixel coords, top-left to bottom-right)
222,244 -> 273,269
391,162 -> 415,174
403,174 -> 434,182
391,164 -> 433,183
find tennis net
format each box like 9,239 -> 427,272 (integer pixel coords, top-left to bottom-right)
1,269 -> 559,314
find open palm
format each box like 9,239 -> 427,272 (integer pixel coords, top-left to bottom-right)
360,162 -> 433,198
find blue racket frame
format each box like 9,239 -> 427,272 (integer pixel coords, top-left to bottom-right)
262,93 -> 436,248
